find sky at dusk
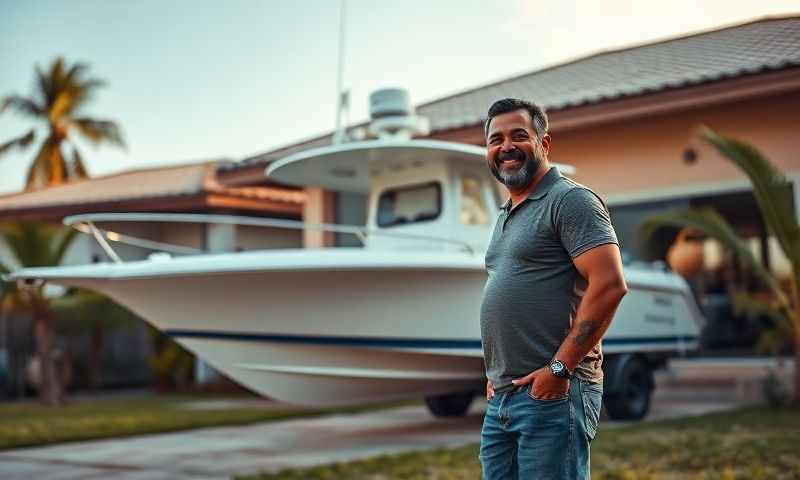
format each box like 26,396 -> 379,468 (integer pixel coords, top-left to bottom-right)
1,0 -> 798,194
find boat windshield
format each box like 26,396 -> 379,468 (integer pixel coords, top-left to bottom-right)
377,182 -> 441,228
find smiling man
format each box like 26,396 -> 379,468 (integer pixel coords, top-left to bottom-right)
479,98 -> 628,479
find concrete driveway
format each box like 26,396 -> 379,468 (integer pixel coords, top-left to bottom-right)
0,357 -> 789,480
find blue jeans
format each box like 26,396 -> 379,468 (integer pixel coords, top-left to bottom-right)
479,378 -> 603,479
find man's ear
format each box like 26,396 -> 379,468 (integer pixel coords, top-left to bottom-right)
540,134 -> 552,155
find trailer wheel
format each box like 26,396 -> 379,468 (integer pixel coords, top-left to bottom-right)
603,356 -> 652,420
424,392 -> 474,417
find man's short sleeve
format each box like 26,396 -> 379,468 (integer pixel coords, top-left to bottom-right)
554,187 -> 619,259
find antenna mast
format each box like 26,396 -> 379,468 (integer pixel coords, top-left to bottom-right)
333,0 -> 348,144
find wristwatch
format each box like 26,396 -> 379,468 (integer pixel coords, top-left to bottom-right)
549,359 -> 572,379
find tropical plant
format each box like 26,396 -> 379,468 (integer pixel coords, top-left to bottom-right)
641,126 -> 800,403
51,289 -> 142,390
148,327 -> 195,391
0,56 -> 124,190
0,221 -> 78,405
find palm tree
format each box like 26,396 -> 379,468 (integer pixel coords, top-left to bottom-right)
0,57 -> 124,190
0,221 -> 78,405
641,126 -> 800,403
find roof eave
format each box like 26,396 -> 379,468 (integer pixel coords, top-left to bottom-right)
0,193 -> 211,222
0,191 -> 304,222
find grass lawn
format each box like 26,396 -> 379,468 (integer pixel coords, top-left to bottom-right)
0,393 -> 413,450
238,405 -> 800,480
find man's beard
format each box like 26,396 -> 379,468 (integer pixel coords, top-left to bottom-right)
489,143 -> 544,190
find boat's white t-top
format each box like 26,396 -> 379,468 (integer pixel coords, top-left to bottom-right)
267,138 -> 574,253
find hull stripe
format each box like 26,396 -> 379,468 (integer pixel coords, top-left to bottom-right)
166,329 -> 698,349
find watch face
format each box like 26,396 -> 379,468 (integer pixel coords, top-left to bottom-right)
551,361 -> 564,375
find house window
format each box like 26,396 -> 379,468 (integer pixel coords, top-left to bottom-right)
460,176 -> 489,225
377,182 -> 441,227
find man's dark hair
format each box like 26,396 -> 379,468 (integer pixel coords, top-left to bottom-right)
484,98 -> 549,139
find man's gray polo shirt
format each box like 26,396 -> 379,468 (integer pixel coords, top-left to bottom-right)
480,165 -> 619,393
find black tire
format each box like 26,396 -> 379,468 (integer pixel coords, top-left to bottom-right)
603,356 -> 652,420
424,391 -> 475,417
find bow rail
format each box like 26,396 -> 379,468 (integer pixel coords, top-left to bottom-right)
63,212 -> 477,263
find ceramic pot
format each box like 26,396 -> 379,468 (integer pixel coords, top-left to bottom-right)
667,229 -> 704,277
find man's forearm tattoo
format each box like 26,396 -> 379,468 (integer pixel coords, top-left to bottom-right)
573,320 -> 601,347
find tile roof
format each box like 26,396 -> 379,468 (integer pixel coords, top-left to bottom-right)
0,160 -> 304,215
416,15 -> 800,132
221,136 -> 333,173
0,162 -> 215,211
223,15 -> 800,171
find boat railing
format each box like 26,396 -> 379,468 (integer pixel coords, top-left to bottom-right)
63,212 -> 478,263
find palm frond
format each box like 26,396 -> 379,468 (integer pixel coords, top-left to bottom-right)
62,79 -> 107,118
50,57 -> 66,82
731,292 -> 791,327
1,95 -> 45,118
78,78 -> 107,91
756,323 -> 794,355
35,63 -> 56,109
34,58 -> 105,120
51,289 -> 139,334
641,207 -> 790,311
731,292 -> 794,354
63,62 -> 90,86
0,260 -> 21,312
1,222 -> 52,267
49,81 -> 106,122
0,221 -> 76,268
0,129 -> 36,158
0,262 -> 17,290
0,221 -> 78,313
58,59 -> 106,115
71,118 -> 125,148
0,261 -> 11,288
51,227 -> 79,265
699,127 -> 800,268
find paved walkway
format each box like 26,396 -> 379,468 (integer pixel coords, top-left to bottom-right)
0,357 -> 792,479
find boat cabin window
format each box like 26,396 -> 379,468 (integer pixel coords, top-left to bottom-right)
460,176 -> 489,225
377,182 -> 441,227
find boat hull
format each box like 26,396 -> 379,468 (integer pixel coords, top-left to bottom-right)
8,250 -> 702,406
93,265 -> 488,406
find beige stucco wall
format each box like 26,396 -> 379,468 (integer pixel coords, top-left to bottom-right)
235,224 -> 303,250
158,222 -> 205,250
79,222 -> 183,262
552,91 -> 800,202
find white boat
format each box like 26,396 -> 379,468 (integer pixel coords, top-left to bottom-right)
6,89 -> 704,419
